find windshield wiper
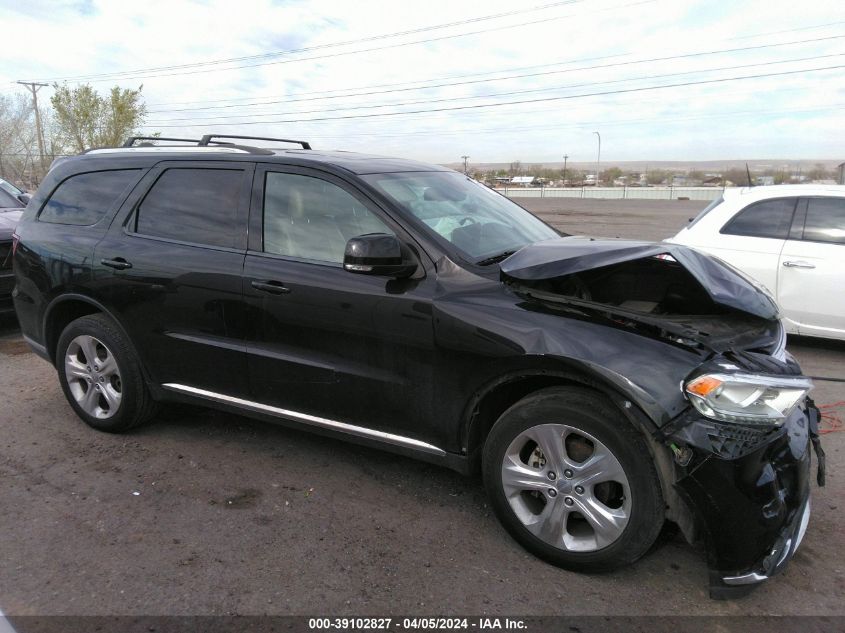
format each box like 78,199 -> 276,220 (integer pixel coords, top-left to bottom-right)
476,250 -> 517,266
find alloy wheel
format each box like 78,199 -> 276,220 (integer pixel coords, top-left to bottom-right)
501,423 -> 631,551
64,334 -> 123,419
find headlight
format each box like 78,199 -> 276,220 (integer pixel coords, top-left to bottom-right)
685,373 -> 813,426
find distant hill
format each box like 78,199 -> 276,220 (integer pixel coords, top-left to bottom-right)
443,159 -> 842,172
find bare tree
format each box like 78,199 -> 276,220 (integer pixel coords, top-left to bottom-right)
0,93 -> 40,187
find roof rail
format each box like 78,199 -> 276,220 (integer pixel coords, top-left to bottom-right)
199,134 -> 312,150
123,136 -> 202,147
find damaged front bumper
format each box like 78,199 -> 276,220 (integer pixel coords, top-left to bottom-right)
663,400 -> 823,599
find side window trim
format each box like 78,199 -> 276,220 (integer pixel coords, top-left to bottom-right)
788,198 -> 808,241
121,161 -> 254,251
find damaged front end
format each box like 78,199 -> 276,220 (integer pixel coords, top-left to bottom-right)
661,353 -> 823,598
500,237 -> 825,597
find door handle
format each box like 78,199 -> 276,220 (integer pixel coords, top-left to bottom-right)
101,258 -> 133,270
782,261 -> 816,269
251,280 -> 291,295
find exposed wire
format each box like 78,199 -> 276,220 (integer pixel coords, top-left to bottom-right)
818,401 -> 844,434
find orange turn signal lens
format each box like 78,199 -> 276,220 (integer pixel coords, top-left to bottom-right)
686,375 -> 724,397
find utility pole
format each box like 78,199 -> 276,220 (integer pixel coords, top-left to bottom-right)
562,154 -> 569,183
461,155 -> 470,175
592,131 -> 601,185
17,81 -> 50,176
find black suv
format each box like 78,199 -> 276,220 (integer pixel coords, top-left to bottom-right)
12,135 -> 823,597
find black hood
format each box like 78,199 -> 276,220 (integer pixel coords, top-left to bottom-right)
500,237 -> 779,321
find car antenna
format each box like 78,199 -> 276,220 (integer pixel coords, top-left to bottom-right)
746,163 -> 754,187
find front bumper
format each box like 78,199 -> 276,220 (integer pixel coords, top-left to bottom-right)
669,401 -> 818,599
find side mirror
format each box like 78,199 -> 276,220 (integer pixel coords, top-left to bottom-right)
17,193 -> 31,206
343,234 -> 418,278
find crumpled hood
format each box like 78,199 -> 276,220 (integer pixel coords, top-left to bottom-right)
500,236 -> 779,320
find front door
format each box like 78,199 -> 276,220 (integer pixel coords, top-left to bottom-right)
778,196 -> 845,338
243,166 -> 439,447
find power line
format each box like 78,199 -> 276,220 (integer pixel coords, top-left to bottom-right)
32,1 -> 582,81
727,20 -> 845,41
31,0 -> 655,83
147,51 -> 628,109
257,82 -> 831,132
141,21 -> 845,108
301,103 -> 845,139
148,64 -> 845,128
145,34 -> 845,115
7,102 -> 835,156
146,53 -> 845,123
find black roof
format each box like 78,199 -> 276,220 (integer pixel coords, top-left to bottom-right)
74,147 -> 450,176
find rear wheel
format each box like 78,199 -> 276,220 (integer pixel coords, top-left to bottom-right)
57,314 -> 158,432
483,386 -> 664,572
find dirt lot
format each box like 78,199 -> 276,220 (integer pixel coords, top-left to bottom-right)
0,198 -> 842,617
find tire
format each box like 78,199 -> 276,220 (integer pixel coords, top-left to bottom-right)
56,314 -> 158,433
482,386 -> 664,572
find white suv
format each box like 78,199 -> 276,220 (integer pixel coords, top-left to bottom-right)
668,185 -> 845,340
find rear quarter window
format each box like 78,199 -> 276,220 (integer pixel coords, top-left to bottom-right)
38,170 -> 140,226
720,197 -> 797,239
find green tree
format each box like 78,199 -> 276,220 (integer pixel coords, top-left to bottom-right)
806,163 -> 832,181
600,166 -> 623,184
646,169 -> 671,185
51,83 -> 147,152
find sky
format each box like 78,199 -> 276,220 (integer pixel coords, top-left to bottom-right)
1,0 -> 843,164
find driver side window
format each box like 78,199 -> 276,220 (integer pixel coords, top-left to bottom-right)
263,172 -> 393,263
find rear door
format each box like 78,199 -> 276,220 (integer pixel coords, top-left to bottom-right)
703,197 -> 798,297
777,196 -> 845,338
94,161 -> 254,395
242,165 -> 439,447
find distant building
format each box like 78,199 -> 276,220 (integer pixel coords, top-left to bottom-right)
510,176 -> 535,186
756,176 -> 775,186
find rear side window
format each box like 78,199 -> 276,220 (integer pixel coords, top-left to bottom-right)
721,197 -> 797,239
135,168 -> 243,248
802,197 -> 845,244
39,170 -> 139,225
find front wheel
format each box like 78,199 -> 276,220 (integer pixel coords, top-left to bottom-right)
482,386 -> 664,572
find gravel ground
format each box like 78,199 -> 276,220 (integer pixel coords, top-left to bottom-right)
0,199 -> 842,617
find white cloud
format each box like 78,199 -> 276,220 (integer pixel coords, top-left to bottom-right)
1,0 -> 842,162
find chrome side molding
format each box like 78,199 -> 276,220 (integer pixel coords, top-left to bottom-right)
161,383 -> 447,457
722,572 -> 767,586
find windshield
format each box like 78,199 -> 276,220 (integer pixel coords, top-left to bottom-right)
362,171 -> 558,262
